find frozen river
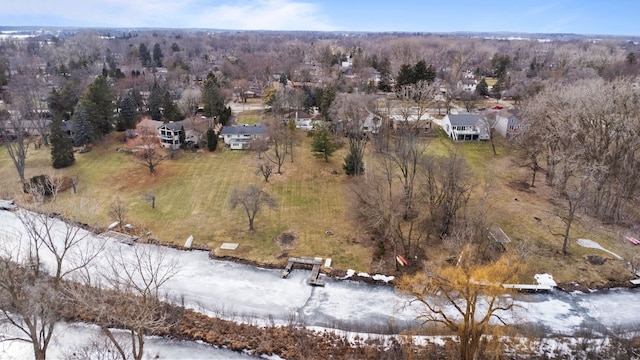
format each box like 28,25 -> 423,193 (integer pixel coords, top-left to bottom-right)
1,209 -> 640,357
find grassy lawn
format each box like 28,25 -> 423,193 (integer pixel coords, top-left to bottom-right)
0,121 -> 634,285
0,132 -> 372,272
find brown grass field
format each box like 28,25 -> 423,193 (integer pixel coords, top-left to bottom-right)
0,118 -> 637,286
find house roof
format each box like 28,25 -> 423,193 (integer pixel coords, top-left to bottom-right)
220,125 -> 267,135
287,111 -> 313,120
447,114 -> 481,126
138,119 -> 163,131
159,122 -> 182,131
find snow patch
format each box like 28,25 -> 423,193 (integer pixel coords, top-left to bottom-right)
535,273 -> 557,287
372,274 -> 395,283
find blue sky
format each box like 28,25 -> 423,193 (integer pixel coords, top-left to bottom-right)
1,0 -> 637,36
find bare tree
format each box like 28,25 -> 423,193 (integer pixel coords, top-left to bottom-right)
520,78 -> 640,223
75,245 -> 180,360
550,177 -> 589,255
422,151 -> 475,238
0,204 -> 102,360
1,111 -> 33,183
227,184 -> 277,231
178,86 -> 201,116
108,198 -> 128,231
10,73 -> 51,146
478,111 -> 499,155
458,90 -> 480,113
263,118 -> 288,174
127,128 -> 166,175
62,334 -> 126,360
399,247 -> 522,360
249,136 -> 269,159
255,162 -> 273,182
329,93 -> 376,176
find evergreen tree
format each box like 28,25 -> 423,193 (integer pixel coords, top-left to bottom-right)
148,81 -> 163,120
413,60 -> 436,84
152,43 -> 164,67
491,54 -> 511,82
492,80 -> 503,100
343,138 -> 365,176
82,75 -> 115,138
219,106 -> 232,126
72,103 -> 93,147
319,85 -> 336,121
202,72 -> 226,122
311,125 -> 336,162
162,90 -> 182,122
206,128 -> 217,151
139,43 -> 152,67
475,78 -> 489,97
376,58 -> 392,92
395,63 -> 414,91
49,80 -> 80,121
179,126 -> 186,149
50,117 -> 75,168
119,91 -> 137,130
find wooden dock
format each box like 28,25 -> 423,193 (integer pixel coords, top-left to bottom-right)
502,284 -> 553,293
282,257 -> 325,286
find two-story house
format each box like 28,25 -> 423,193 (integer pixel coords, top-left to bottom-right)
158,122 -> 183,150
441,113 -> 488,141
220,125 -> 268,150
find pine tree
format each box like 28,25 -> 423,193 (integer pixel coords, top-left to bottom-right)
179,126 -> 186,149
139,43 -> 152,67
206,128 -> 217,151
311,126 -> 336,162
152,43 -> 163,67
475,78 -> 489,97
343,138 -> 365,176
148,81 -> 163,120
202,72 -> 225,121
72,103 -> 93,147
50,117 -> 75,168
83,75 -> 115,138
162,90 -> 182,122
395,63 -> 414,91
119,91 -> 137,130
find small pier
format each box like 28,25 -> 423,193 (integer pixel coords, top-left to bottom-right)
282,257 -> 325,286
502,284 -> 553,293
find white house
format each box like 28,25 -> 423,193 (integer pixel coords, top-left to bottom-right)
457,78 -> 478,92
158,122 -> 183,150
287,111 -> 316,131
220,125 -> 267,150
362,112 -> 382,135
493,110 -> 519,139
441,113 -> 488,141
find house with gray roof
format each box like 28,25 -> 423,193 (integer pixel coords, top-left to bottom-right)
220,124 -> 267,150
441,113 -> 488,141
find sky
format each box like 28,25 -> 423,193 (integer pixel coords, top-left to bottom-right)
0,0 -> 638,36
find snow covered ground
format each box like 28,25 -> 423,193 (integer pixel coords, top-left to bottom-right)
0,322 -> 253,359
1,208 -> 640,358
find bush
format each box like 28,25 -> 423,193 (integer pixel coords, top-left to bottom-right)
23,175 -> 54,196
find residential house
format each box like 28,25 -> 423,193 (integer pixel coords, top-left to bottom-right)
137,118 -> 163,137
286,111 -> 317,130
492,109 -> 519,139
362,112 -> 382,135
457,78 -> 478,92
157,122 -> 183,150
220,124 -> 267,150
441,113 -> 488,141
137,117 -> 206,149
389,113 -> 433,136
